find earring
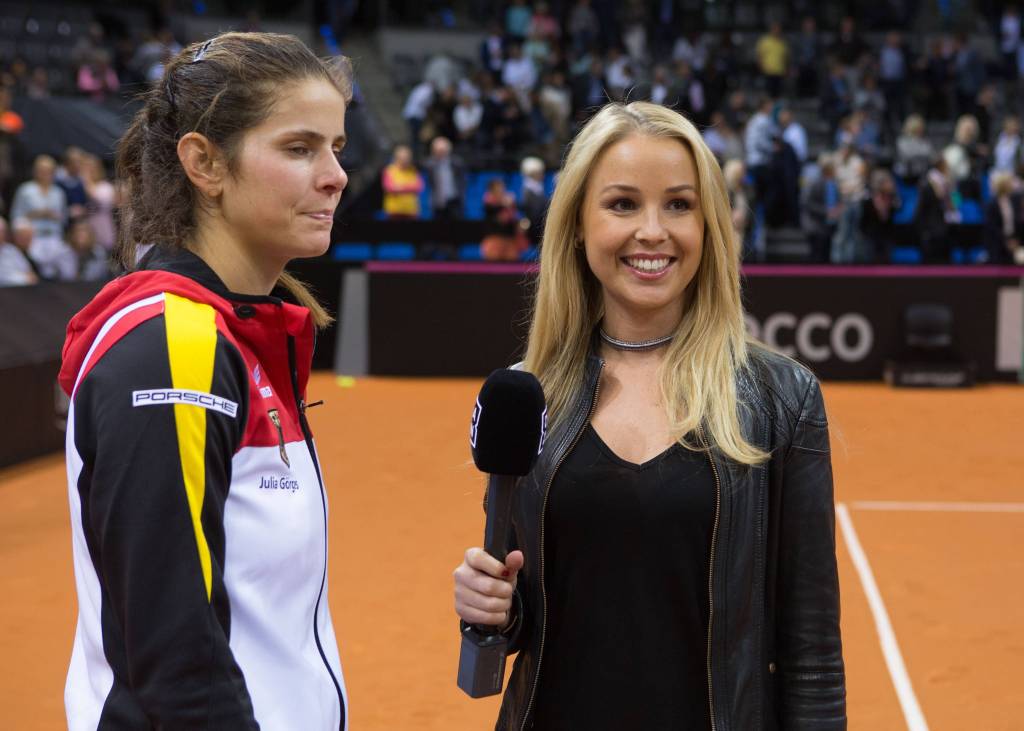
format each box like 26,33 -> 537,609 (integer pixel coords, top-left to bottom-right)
573,236 -> 583,249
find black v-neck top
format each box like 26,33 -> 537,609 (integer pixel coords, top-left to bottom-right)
532,424 -> 715,730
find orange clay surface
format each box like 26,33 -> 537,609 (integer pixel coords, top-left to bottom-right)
0,376 -> 1021,730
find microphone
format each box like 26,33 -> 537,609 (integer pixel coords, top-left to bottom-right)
458,368 -> 546,699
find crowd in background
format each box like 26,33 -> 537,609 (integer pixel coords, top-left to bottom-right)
399,1 -> 1024,265
8,2 -> 1024,277
0,18 -> 189,287
0,147 -> 117,286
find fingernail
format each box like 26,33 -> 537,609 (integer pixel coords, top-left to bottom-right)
501,569 -> 510,578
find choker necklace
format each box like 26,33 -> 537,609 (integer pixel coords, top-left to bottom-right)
599,328 -> 675,351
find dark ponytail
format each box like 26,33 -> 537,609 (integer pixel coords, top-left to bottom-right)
116,32 -> 352,328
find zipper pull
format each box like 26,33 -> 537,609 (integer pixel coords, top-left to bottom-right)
300,399 -> 325,412
267,408 -> 290,467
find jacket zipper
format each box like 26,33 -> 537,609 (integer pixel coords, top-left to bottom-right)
287,337 -> 346,730
521,362 -> 603,731
700,426 -> 722,731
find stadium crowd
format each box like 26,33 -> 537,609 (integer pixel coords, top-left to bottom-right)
0,15 -> 187,287
398,2 -> 1024,265
6,3 -> 1024,278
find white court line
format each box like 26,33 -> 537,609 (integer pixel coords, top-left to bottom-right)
835,503 -> 929,731
851,501 -> 1024,513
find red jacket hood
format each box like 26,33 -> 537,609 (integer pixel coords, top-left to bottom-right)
60,268 -> 314,397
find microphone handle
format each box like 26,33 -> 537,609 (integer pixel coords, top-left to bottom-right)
457,473 -> 518,698
483,473 -> 516,563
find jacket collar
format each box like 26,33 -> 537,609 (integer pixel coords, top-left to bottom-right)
138,245 -> 291,305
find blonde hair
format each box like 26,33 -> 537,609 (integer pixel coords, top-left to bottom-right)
954,114 -> 979,145
523,101 -> 768,466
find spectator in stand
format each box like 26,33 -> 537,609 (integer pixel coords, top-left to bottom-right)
454,93 -> 484,149
523,30 -> 551,70
744,96 -> 777,208
794,16 -> 821,98
915,157 -> 958,263
952,33 -> 986,118
670,61 -> 706,125
879,33 -> 909,140
778,105 -> 808,165
831,16 -> 868,68
519,156 -> 548,245
1001,4 -> 1022,79
484,85 -> 527,152
755,22 -> 789,99
920,37 -> 953,120
672,31 -> 709,73
506,0 -> 532,44
538,71 -> 572,150
423,136 -> 464,220
802,154 -> 843,263
11,155 -> 66,242
992,115 -> 1022,176
642,65 -> 670,106
480,21 -> 504,82
621,6 -> 650,65
0,215 -> 38,286
0,86 -> 24,207
722,159 -> 750,250
604,46 -> 635,102
894,114 -> 935,183
26,67 -> 51,99
530,2 -> 560,43
943,114 -> 987,199
65,218 -> 110,282
502,44 -> 538,105
480,177 -> 528,261
567,0 -> 599,55
765,131 -> 801,228
983,170 -> 1024,263
832,142 -> 867,263
77,49 -> 120,102
82,154 -> 117,251
423,85 -> 458,144
56,147 -> 88,220
573,58 -> 608,116
381,145 -> 425,220
821,60 -> 853,138
859,169 -> 901,263
402,79 -> 434,156
12,213 -> 73,280
702,111 -> 743,164
972,83 -> 999,143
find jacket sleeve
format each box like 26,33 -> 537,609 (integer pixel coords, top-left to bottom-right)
775,375 -> 847,729
72,309 -> 258,728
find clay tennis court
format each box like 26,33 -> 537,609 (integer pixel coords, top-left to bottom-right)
1,375 -> 1021,730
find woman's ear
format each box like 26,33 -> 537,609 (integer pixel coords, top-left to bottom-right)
177,132 -> 225,200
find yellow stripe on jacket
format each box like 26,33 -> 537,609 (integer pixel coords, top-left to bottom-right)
163,293 -> 217,601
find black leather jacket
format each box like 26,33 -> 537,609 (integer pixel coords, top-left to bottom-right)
496,346 -> 846,730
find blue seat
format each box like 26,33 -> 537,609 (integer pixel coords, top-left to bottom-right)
377,242 -> 416,260
333,243 -> 373,260
458,243 -> 483,260
893,186 -> 917,224
958,199 -> 983,225
890,246 -> 922,264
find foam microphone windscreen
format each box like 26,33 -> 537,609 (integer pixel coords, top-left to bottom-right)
470,369 -> 547,476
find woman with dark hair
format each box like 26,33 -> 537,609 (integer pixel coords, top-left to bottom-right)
58,32 -> 352,729
453,102 -> 845,730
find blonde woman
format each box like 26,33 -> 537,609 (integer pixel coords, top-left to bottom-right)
453,102 -> 845,730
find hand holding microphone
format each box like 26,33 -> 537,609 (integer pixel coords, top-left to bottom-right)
453,546 -> 524,629
454,368 -> 546,698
